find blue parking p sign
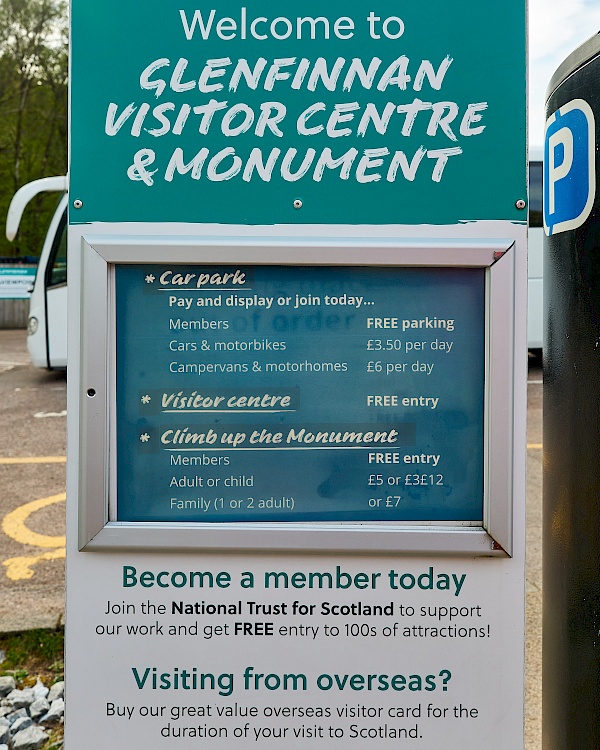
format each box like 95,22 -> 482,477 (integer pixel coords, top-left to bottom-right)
544,99 -> 596,236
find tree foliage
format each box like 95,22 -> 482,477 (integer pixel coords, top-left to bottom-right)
0,0 -> 67,257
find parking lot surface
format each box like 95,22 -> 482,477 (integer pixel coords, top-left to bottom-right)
0,329 -> 66,632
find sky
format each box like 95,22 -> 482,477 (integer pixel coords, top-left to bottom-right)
529,0 -> 600,147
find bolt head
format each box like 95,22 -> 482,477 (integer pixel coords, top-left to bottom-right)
73,199 -> 83,209
515,199 -> 526,210
293,199 -> 303,209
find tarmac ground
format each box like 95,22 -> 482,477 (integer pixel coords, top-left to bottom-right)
526,353 -> 543,750
0,329 -> 66,632
0,329 -> 543,749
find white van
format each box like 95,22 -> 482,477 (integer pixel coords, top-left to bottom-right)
7,163 -> 543,369
6,176 -> 68,369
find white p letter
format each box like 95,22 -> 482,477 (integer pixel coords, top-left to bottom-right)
548,127 -> 573,215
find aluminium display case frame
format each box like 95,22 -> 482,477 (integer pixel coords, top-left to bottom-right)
78,235 -> 515,556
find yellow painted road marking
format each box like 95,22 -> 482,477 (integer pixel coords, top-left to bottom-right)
528,444 -> 542,449
2,493 -> 66,548
3,548 -> 65,581
0,456 -> 66,464
2,493 -> 66,580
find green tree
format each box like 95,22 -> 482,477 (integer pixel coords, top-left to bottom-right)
0,0 -> 68,257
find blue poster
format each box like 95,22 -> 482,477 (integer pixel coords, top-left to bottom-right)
115,264 -> 485,523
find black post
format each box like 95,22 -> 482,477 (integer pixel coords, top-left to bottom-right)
544,33 -> 600,750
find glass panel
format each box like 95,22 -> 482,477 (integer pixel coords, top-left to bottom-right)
529,161 -> 543,228
48,216 -> 67,287
115,264 -> 486,524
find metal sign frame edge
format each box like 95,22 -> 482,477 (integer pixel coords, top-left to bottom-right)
77,234 -> 516,556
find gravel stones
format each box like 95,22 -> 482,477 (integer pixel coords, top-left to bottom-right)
0,678 -> 63,749
0,722 -> 10,745
5,711 -> 27,727
38,700 -> 63,726
26,703 -> 47,725
45,684 -> 62,704
11,727 -> 48,750
4,692 -> 34,711
9,719 -> 32,737
29,686 -> 46,704
0,681 -> 15,700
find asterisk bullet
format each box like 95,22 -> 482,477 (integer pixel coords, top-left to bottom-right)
141,395 -> 151,404
145,274 -> 155,283
140,433 -> 150,442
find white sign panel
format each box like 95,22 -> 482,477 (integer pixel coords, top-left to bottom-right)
65,220 -> 527,750
67,552 -> 523,748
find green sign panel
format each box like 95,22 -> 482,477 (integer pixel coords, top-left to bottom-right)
70,1 -> 525,225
